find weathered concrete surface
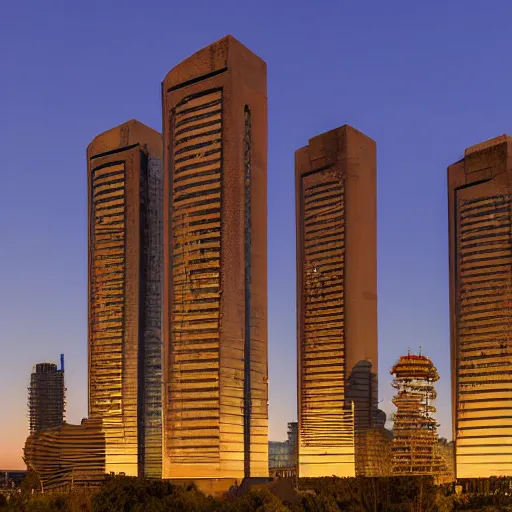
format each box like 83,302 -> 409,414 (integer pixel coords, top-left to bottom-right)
87,119 -> 162,477
448,135 -> 512,478
295,125 -> 378,477
162,35 -> 268,481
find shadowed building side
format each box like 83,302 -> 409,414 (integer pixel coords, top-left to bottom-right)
162,35 -> 268,485
87,120 -> 163,478
346,360 -> 379,432
448,135 -> 512,479
295,125 -> 377,478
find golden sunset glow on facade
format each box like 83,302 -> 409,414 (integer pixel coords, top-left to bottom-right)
162,35 -> 268,486
448,135 -> 512,479
295,125 -> 378,478
87,120 -> 163,478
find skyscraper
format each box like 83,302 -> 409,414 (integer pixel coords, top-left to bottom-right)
87,119 -> 163,478
448,134 -> 512,479
295,125 -> 378,477
162,35 -> 268,486
28,356 -> 65,435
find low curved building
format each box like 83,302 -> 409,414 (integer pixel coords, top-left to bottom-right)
24,419 -> 106,490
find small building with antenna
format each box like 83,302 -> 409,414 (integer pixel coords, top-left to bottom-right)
28,354 -> 66,435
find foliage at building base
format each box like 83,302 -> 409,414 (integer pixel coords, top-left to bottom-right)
2,475 -> 511,512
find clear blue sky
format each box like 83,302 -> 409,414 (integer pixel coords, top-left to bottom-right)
2,0 -> 511,469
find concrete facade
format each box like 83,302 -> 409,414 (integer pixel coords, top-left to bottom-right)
448,134 -> 512,478
87,120 -> 163,478
295,125 -> 378,477
162,35 -> 268,483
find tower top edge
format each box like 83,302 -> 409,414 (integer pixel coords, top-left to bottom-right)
464,134 -> 511,156
87,119 -> 162,159
162,34 -> 266,91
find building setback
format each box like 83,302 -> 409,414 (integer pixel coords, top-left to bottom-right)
162,35 -> 268,485
296,125 -> 378,477
448,134 -> 512,478
87,120 -> 163,478
28,357 -> 65,435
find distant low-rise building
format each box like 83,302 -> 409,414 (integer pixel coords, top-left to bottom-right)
0,470 -> 27,489
269,423 -> 297,470
269,442 -> 291,469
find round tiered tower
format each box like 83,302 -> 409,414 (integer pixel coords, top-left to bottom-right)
390,352 -> 443,475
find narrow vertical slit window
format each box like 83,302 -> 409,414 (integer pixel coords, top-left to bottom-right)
243,105 -> 252,478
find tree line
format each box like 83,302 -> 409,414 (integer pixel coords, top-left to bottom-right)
1,474 -> 511,511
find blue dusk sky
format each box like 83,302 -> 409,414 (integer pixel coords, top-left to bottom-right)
2,0 -> 511,469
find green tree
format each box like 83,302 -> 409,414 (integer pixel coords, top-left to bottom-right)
225,487 -> 289,512
20,469 -> 42,495
294,493 -> 340,512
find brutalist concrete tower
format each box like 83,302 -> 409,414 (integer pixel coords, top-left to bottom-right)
162,35 -> 268,486
448,134 -> 512,479
28,357 -> 65,435
87,120 -> 163,478
296,125 -> 378,477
